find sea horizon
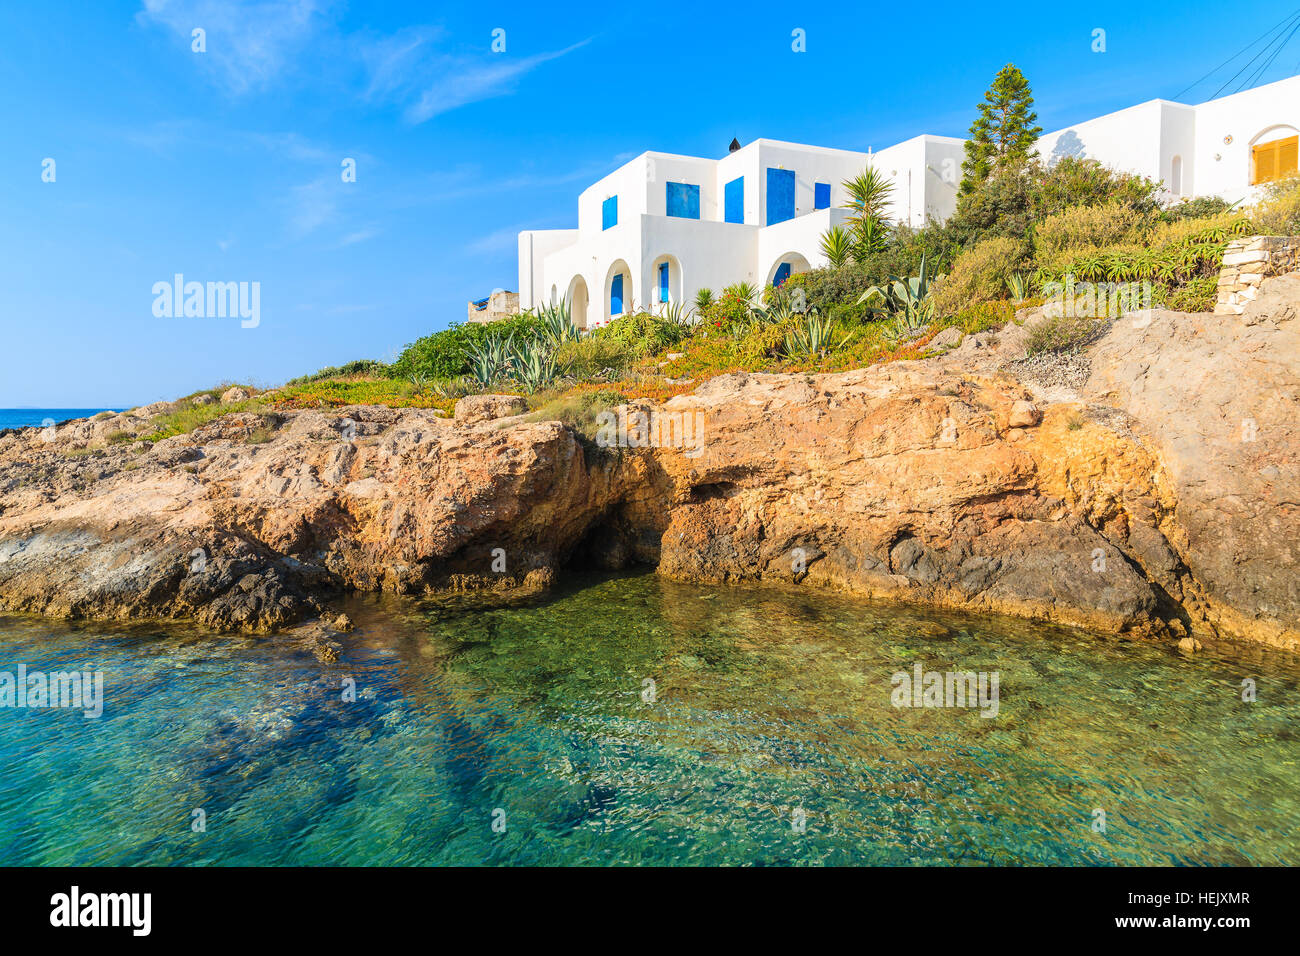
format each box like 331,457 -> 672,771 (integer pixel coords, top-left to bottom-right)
0,408 -> 120,430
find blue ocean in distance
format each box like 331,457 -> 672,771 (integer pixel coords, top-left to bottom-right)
0,409 -> 118,430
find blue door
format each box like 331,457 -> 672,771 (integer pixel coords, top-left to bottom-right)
611,274 -> 624,315
658,262 -> 669,303
724,176 -> 744,223
772,262 -> 792,287
766,168 -> 795,225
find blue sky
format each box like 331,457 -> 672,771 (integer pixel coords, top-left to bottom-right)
2,0 -> 1298,407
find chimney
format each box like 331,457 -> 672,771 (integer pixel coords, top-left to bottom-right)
728,138 -> 741,153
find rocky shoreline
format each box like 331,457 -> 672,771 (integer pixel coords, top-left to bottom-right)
1,277 -> 1296,653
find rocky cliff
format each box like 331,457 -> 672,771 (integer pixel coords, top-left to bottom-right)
1,277 -> 1296,652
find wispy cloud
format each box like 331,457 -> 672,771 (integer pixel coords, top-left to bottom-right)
283,176 -> 338,239
403,39 -> 593,123
137,0 -> 332,95
466,225 -> 525,255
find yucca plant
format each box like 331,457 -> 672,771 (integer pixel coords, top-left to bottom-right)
693,287 -> 714,311
724,281 -> 758,305
820,225 -> 854,268
842,166 -> 893,260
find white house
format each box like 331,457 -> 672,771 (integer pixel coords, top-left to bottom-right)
1036,74 -> 1300,205
517,136 -> 965,328
517,75 -> 1300,329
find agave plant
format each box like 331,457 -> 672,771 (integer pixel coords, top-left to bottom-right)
784,312 -> 854,358
857,255 -> 940,327
820,224 -> 854,268
661,300 -> 695,327
535,300 -> 581,347
506,337 -> 559,392
1007,272 -> 1030,302
465,333 -> 514,388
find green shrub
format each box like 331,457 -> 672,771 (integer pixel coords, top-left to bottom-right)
1033,202 -> 1145,260
1250,173 -> 1300,236
287,358 -> 389,385
1025,315 -> 1109,355
1032,156 -> 1163,218
1165,275 -> 1218,313
554,336 -> 629,380
526,388 -> 629,444
1039,211 -> 1249,285
590,311 -> 686,357
389,315 -> 544,380
1160,195 -> 1234,223
933,236 -> 1029,315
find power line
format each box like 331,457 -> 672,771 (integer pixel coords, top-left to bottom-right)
1210,10 -> 1300,99
1173,6 -> 1300,101
1236,14 -> 1300,93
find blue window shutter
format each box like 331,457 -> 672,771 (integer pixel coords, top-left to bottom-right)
666,182 -> 700,219
724,176 -> 745,223
772,262 -> 792,287
658,262 -> 669,302
766,168 -> 795,225
602,196 -> 618,230
814,182 -> 831,209
611,274 -> 623,315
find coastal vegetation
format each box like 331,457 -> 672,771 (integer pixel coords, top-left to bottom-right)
154,66 -> 1300,440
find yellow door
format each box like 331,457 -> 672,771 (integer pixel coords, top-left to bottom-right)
1252,135 -> 1299,185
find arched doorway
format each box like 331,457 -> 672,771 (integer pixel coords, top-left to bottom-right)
604,259 -> 633,324
765,252 -> 812,288
647,253 -> 683,312
567,275 -> 590,330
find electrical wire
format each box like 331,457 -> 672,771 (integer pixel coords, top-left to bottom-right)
1172,6 -> 1300,101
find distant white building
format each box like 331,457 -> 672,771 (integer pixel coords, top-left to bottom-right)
1035,74 -> 1300,205
517,76 -> 1300,329
517,136 -> 964,328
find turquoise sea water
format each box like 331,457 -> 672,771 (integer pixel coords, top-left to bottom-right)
0,409 -> 116,430
0,571 -> 1297,866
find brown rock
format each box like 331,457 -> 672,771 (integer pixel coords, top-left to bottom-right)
1008,400 -> 1040,428
454,394 -> 528,424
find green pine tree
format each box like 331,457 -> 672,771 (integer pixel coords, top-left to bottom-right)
959,64 -> 1043,196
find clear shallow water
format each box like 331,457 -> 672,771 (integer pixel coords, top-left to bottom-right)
0,409 -> 116,430
0,571 -> 1297,866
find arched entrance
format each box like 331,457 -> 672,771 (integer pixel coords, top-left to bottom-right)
647,253 -> 683,312
765,252 -> 812,288
567,275 -> 590,330
604,259 -> 633,324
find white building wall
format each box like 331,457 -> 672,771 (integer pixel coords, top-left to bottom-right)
514,75 -> 1299,326
518,228 -> 579,309
1190,75 -> 1300,202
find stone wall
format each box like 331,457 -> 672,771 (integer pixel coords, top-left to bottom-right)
1215,236 -> 1300,315
466,289 -> 520,324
